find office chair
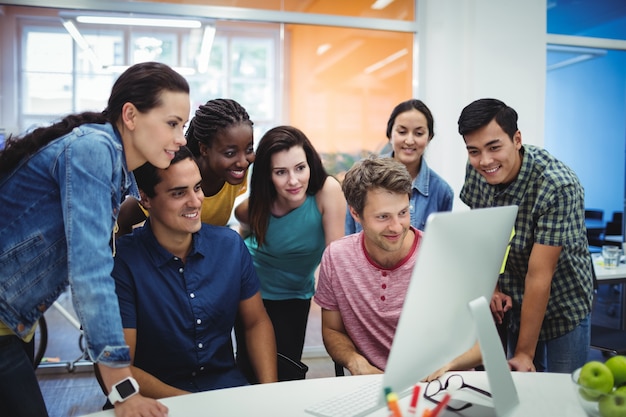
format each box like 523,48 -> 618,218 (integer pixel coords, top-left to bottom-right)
277,352 -> 309,381
590,253 -> 626,356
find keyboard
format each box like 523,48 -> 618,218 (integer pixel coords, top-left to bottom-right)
304,380 -> 384,417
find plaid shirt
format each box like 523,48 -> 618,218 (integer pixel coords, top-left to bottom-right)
460,144 -> 593,340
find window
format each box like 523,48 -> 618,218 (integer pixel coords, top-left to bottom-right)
16,12 -> 278,135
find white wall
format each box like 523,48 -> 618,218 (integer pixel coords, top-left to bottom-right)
417,0 -> 547,209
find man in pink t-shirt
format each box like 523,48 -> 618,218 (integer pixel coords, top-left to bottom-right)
315,156 -> 422,374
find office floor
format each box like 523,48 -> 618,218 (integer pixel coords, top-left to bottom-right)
37,285 -> 621,417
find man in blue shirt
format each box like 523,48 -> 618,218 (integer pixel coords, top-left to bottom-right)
112,147 -> 277,399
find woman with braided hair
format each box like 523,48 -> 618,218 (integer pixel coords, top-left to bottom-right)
116,98 -> 255,235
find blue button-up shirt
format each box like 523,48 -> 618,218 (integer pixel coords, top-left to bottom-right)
113,220 -> 259,391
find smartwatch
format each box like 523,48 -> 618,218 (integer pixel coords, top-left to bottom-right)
107,376 -> 139,405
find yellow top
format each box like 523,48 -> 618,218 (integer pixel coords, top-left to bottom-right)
200,179 -> 247,226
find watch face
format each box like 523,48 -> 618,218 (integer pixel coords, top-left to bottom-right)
117,379 -> 136,399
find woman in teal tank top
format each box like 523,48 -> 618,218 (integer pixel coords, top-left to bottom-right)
235,125 -> 346,380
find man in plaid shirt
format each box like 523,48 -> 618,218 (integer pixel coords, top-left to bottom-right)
458,98 -> 593,373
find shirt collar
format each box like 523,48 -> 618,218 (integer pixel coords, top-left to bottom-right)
135,219 -> 204,267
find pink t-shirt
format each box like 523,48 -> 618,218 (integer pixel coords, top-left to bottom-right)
314,227 -> 422,370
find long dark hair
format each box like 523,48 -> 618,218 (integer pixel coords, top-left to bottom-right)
185,98 -> 253,157
248,125 -> 328,246
0,62 -> 189,175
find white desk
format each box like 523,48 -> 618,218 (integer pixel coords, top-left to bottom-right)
83,371 -> 584,417
593,253 -> 626,329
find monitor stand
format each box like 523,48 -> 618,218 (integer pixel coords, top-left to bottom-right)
468,296 -> 519,417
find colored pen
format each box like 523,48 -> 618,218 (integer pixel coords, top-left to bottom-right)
386,392 -> 404,417
421,409 -> 431,417
429,393 -> 451,417
407,384 -> 421,416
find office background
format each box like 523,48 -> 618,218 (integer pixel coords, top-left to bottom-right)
0,0 -> 624,218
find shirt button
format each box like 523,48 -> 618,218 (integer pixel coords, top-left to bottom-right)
191,371 -> 196,377
179,267 -> 184,273
200,366 -> 205,371
381,284 -> 387,289
198,343 -> 203,349
174,257 -> 179,261
381,271 -> 388,277
190,293 -> 195,298
380,295 -> 386,301
196,319 -> 202,325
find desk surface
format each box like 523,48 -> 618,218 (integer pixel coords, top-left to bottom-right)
84,372 -> 585,417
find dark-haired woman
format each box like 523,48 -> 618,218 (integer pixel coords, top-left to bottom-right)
345,99 -> 453,234
0,62 -> 189,417
116,98 -> 254,235
234,125 -> 346,378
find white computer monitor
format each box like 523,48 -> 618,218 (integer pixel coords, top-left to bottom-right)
382,205 -> 519,416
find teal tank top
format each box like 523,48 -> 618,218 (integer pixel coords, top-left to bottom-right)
245,195 -> 325,300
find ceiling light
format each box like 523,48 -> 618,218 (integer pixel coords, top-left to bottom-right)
317,44 -> 331,56
197,25 -> 216,74
364,48 -> 408,74
75,15 -> 202,29
371,0 -> 395,10
62,19 -> 102,69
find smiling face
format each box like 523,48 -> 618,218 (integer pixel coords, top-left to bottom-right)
199,123 -> 255,185
352,187 -> 411,261
140,157 -> 204,243
123,90 -> 190,171
389,108 -> 431,175
464,119 -> 523,185
270,146 -> 310,208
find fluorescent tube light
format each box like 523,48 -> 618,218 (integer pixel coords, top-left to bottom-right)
364,48 -> 408,74
197,25 -> 216,74
76,15 -> 202,29
371,0 -> 394,10
317,43 -> 331,56
62,19 -> 102,69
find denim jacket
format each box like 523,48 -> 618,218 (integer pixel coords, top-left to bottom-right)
0,123 -> 138,366
345,156 -> 454,234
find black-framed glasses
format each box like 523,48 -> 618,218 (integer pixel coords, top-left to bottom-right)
424,374 -> 492,412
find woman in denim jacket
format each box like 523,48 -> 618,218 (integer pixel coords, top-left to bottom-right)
0,62 -> 189,417
345,99 -> 453,234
